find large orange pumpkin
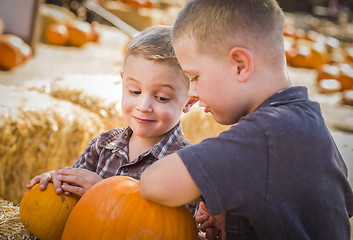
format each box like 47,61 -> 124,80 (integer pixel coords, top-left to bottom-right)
0,34 -> 32,70
19,183 -> 80,240
62,176 -> 198,240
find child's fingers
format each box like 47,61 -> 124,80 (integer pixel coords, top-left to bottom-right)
195,214 -> 209,224
51,174 -> 64,194
26,175 -> 41,189
205,227 -> 221,240
56,173 -> 84,187
61,183 -> 85,196
36,172 -> 55,190
199,216 -> 215,232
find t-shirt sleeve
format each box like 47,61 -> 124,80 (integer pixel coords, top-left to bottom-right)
178,118 -> 268,216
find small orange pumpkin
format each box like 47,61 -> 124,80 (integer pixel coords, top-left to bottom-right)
62,176 -> 198,240
0,34 -> 31,70
19,183 -> 80,240
316,64 -> 340,82
337,63 -> 353,90
67,21 -> 92,47
45,23 -> 70,46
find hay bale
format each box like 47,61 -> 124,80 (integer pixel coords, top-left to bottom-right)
0,85 -> 105,204
181,107 -> 230,144
25,74 -> 126,130
0,198 -> 35,240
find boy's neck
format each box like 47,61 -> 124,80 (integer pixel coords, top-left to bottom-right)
249,65 -> 291,114
127,134 -> 163,162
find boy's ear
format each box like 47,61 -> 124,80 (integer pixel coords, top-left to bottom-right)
183,98 -> 198,113
228,47 -> 253,83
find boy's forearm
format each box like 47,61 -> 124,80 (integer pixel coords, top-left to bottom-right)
140,152 -> 201,207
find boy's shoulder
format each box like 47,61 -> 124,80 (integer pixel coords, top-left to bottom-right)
244,86 -> 321,127
95,126 -> 131,150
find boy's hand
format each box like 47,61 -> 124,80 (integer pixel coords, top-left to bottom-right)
56,168 -> 102,196
196,202 -> 226,240
27,170 -> 64,194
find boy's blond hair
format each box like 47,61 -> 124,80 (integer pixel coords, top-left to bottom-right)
124,25 -> 188,85
172,0 -> 285,61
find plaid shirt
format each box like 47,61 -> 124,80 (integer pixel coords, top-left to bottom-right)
72,121 -> 198,215
73,121 -> 190,180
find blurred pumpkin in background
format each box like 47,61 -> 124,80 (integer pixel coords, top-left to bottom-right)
0,34 -> 32,70
67,20 -> 92,47
45,23 -> 70,46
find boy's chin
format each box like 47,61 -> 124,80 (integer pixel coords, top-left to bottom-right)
213,114 -> 239,126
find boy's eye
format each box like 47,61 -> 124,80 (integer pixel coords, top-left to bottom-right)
129,90 -> 141,96
155,96 -> 170,102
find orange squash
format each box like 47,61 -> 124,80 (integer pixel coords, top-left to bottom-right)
62,176 -> 198,240
310,42 -> 330,69
45,23 -> 70,46
0,34 -> 31,70
19,183 -> 80,240
122,0 -> 155,8
338,63 -> 353,90
346,47 -> 353,63
342,90 -> 353,106
288,45 -> 312,69
67,21 -> 92,47
316,64 -> 340,82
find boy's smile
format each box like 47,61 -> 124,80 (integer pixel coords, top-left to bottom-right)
132,116 -> 156,124
121,55 -> 189,142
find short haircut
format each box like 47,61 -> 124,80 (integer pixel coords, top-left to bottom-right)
172,0 -> 285,60
124,25 -> 188,86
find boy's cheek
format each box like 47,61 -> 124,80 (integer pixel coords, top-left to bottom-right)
158,106 -> 184,122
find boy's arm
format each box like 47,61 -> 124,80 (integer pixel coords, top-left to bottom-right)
140,152 -> 202,206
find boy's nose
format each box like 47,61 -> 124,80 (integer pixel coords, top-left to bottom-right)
136,97 -> 153,113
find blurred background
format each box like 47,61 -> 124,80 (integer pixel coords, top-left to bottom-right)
0,0 -> 352,237
0,0 -> 353,238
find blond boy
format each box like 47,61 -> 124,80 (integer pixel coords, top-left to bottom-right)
140,1 -> 353,239
27,26 -> 196,203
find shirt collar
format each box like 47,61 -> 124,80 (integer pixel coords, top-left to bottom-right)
99,121 -> 188,160
102,126 -> 132,151
255,86 -> 309,111
148,121 -> 188,159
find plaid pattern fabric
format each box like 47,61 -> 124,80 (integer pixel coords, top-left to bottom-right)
72,121 -> 198,216
72,121 -> 190,180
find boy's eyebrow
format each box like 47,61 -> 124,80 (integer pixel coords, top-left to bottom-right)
125,77 -> 139,83
155,83 -> 176,91
126,77 -> 176,91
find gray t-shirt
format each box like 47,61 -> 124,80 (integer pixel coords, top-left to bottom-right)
178,86 -> 353,239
